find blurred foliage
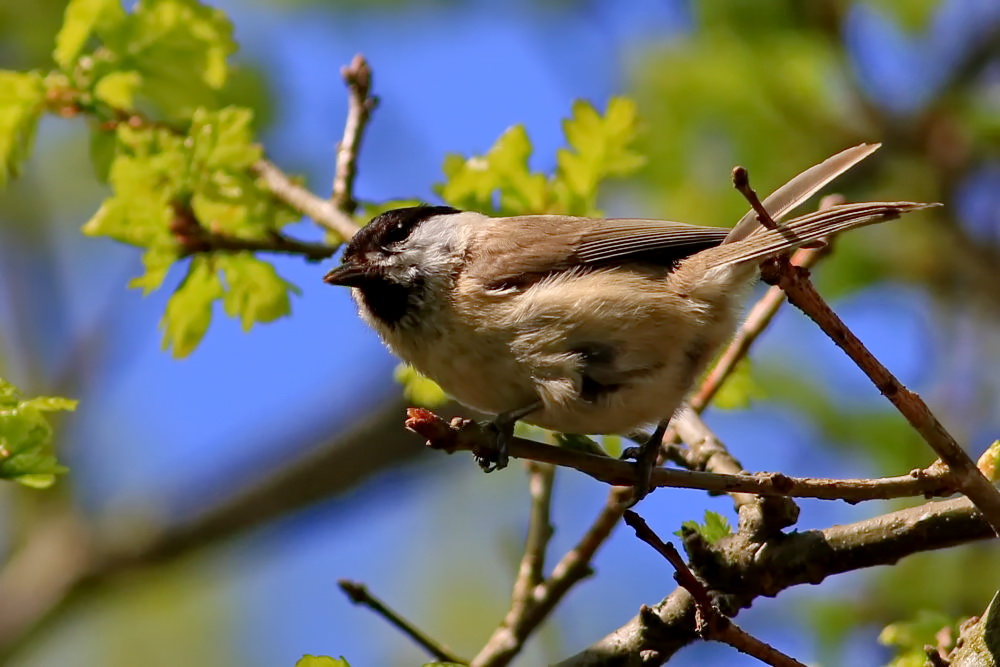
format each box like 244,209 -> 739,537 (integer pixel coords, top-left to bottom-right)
394,364 -> 449,408
295,657 -> 350,667
0,377 -> 72,488
878,609 -> 958,667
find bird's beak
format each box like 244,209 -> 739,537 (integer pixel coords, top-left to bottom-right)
323,262 -> 374,287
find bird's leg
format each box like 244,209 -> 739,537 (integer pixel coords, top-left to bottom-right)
477,402 -> 542,472
621,417 -> 671,505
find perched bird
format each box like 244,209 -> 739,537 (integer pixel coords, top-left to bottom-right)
324,144 -> 932,481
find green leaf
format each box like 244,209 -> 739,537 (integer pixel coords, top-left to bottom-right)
979,441 -> 1000,483
93,70 -> 142,108
0,70 -> 45,186
554,98 -> 645,216
677,510 -> 732,544
394,364 -> 448,407
438,97 -> 644,218
88,123 -> 118,182
602,434 -> 623,458
82,125 -> 186,247
188,106 -> 259,171
23,396 -> 79,412
218,254 -> 298,331
53,0 -> 126,69
0,378 -> 73,489
100,0 -> 237,118
128,244 -> 178,294
554,432 -> 608,457
439,125 -> 548,215
294,656 -> 350,667
160,256 -> 223,357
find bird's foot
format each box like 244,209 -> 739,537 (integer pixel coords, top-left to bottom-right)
474,402 -> 542,473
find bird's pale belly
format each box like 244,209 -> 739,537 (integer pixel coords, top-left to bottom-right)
388,321 -> 728,436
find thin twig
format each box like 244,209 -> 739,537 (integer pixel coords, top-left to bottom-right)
251,159 -> 360,240
623,511 -> 808,667
331,55 -> 378,213
507,463 -> 555,621
471,487 -> 631,667
338,579 -> 467,664
404,409 -> 958,502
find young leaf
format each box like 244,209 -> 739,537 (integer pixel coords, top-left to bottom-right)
160,256 -> 224,357
555,432 -> 609,457
93,70 -> 142,108
676,510 -> 732,544
0,70 -> 45,186
218,254 -> 299,331
439,125 -> 547,215
554,98 -> 645,216
107,0 -> 237,118
0,378 -> 74,489
82,125 -> 187,247
53,0 -> 126,69
294,657 -> 350,667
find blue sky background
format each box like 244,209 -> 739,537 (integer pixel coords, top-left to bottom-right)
4,0 -> 999,665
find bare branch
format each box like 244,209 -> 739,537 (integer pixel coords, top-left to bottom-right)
405,409 -> 958,503
560,496 -> 996,665
471,487 -> 631,667
252,159 -> 360,240
331,55 -> 378,213
338,579 -> 466,664
765,261 -> 1000,534
623,511 -> 808,667
507,463 -> 556,621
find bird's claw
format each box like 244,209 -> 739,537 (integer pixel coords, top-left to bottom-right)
475,418 -> 513,472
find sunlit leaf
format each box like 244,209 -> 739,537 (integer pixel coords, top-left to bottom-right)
53,0 -> 125,69
554,97 -> 645,216
93,69 -> 142,108
677,510 -> 732,544
295,656 -> 350,667
160,256 -> 224,357
218,253 -> 299,331
0,378 -> 73,488
0,70 -> 45,186
99,0 -> 237,118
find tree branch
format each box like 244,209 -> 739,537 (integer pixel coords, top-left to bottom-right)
338,579 -> 466,664
251,159 -> 359,240
331,55 -> 378,213
507,463 -> 556,622
623,511 -> 808,667
405,409 -> 958,503
765,260 -> 1000,534
560,496 -> 995,665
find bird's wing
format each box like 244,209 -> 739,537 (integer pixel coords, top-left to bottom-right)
463,215 -> 729,291
724,143 -> 881,243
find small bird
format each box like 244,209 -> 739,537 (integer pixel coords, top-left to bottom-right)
324,144 -> 932,480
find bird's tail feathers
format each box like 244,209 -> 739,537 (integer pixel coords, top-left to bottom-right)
706,201 -> 938,268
